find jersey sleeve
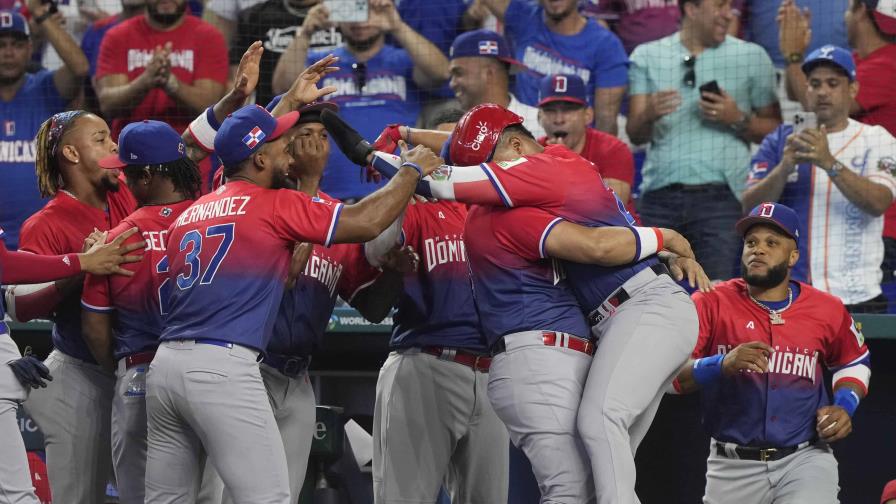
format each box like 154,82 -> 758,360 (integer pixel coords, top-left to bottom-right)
195,23 -> 229,83
746,126 -> 787,188
270,190 -> 344,247
591,29 -> 628,89
18,218 -> 66,256
81,273 -> 112,312
749,47 -> 779,109
496,207 -> 565,261
825,306 -> 871,394
690,290 -> 718,358
480,156 -> 562,208
627,44 -> 653,96
337,244 -> 383,303
95,25 -> 127,79
866,129 -> 896,199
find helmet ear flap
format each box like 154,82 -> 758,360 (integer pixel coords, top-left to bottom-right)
449,104 -> 524,166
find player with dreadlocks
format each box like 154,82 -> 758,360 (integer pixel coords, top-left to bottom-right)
79,119 -> 226,504
5,110 -> 138,503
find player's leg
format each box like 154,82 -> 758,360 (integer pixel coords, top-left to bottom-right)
703,442 -> 773,504
445,366 -> 509,504
111,364 -> 150,504
487,336 -> 595,504
770,444 -> 839,504
145,345 -> 205,503
24,351 -> 115,504
196,453 -> 224,504
373,351 -> 463,503
577,275 -> 698,504
0,334 -> 40,504
264,365 -> 317,500
179,343 -> 290,504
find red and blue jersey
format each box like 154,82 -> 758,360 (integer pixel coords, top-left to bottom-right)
269,193 -> 380,358
465,204 -> 589,345
161,180 -> 343,351
391,199 -> 485,351
692,279 -> 870,447
18,188 -> 137,363
81,200 -> 193,360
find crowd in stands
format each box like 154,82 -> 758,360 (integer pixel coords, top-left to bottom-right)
1,0 -> 895,312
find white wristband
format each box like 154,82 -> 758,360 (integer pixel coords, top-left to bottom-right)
188,107 -> 219,153
633,226 -> 661,261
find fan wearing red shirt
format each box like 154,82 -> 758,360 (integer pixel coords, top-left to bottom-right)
94,0 -> 227,145
536,74 -> 637,218
7,110 -> 138,504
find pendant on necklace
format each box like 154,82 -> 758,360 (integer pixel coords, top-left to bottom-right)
770,312 -> 785,325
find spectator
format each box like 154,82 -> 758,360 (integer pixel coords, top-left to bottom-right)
627,0 -> 780,281
536,73 -> 636,214
202,0 -> 264,48
742,46 -> 896,312
0,9 -> 88,249
273,0 -> 448,201
30,0 -> 109,71
447,29 -> 545,138
751,0 -> 849,68
478,0 -> 628,135
80,0 -> 145,113
231,0 -> 342,108
586,0 -> 743,54
781,0 -> 896,285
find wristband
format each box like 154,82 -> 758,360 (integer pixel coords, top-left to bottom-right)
632,226 -> 663,261
188,107 -> 219,153
693,354 -> 724,387
833,388 -> 860,418
400,162 -> 423,180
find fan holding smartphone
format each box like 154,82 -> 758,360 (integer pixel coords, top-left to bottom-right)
698,79 -> 754,134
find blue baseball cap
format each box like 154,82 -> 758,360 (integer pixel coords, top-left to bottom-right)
736,203 -> 801,246
537,74 -> 588,108
449,29 -> 524,71
0,11 -> 30,38
802,45 -> 856,82
214,105 -> 299,167
99,120 -> 186,169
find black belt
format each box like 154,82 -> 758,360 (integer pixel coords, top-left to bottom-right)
714,442 -> 805,462
263,353 -> 311,378
587,263 -> 670,326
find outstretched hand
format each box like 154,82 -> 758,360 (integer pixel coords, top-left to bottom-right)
398,140 -> 443,177
233,40 -> 264,99
285,54 -> 340,107
80,227 -> 146,276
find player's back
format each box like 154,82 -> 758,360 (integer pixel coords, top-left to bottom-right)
82,200 -> 193,360
162,180 -> 343,351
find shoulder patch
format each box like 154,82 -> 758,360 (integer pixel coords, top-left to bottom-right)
430,165 -> 453,181
495,157 -> 528,170
850,319 -> 865,347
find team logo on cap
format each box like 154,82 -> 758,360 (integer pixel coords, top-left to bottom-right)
818,45 -> 836,59
759,203 -> 776,217
553,75 -> 568,93
478,40 -> 499,55
243,126 -> 266,148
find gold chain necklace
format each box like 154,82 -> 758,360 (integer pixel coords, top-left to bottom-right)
747,288 -> 793,325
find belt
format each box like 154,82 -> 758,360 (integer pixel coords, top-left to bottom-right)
492,331 -> 595,357
195,338 -> 234,349
123,351 -> 155,369
714,440 -> 810,462
421,346 -> 491,372
263,353 -> 311,378
587,263 -> 670,326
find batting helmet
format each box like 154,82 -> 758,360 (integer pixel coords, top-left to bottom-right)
449,104 -> 523,166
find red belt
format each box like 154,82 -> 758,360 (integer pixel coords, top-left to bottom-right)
540,331 -> 595,356
124,351 -> 155,369
421,346 -> 492,372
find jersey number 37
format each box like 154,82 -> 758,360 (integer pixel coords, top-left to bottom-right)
156,223 -> 235,315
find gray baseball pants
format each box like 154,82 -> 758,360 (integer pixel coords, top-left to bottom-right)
704,440 -> 839,503
24,349 -> 114,504
487,331 -> 596,504
577,269 -> 699,504
144,340 -> 290,504
373,349 -> 509,504
0,333 -> 38,504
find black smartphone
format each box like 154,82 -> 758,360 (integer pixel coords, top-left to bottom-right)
698,80 -> 722,96
41,0 -> 59,14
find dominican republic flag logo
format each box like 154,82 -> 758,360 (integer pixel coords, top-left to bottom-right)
478,40 -> 499,55
242,126 -> 266,148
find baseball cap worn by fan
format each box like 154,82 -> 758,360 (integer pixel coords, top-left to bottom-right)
735,203 -> 801,247
449,29 -> 526,74
537,74 -> 589,108
449,103 -> 524,166
98,120 -> 187,168
864,0 -> 896,35
214,105 -> 300,167
801,45 -> 857,81
0,10 -> 30,38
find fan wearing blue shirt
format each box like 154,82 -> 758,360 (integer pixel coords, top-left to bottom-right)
272,0 -> 449,201
0,9 -> 88,250
477,0 -> 629,135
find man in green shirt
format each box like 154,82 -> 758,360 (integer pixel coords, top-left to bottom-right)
626,0 -> 781,280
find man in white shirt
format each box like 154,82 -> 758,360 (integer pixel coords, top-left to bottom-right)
743,45 -> 896,312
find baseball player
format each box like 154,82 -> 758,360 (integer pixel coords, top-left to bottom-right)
329,104 -> 704,503
323,107 -> 697,503
79,120 -> 226,504
144,81 -> 444,502
0,227 -> 142,504
672,202 -> 871,504
4,110 -> 138,504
